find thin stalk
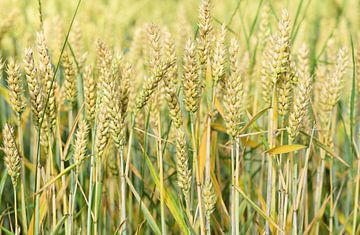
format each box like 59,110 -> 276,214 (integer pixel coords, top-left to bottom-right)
69,169 -> 78,234
94,155 -> 102,235
48,136 -> 57,230
231,139 -> 236,235
157,110 -> 166,235
34,144 -> 41,235
67,109 -> 74,235
125,114 -> 136,177
17,116 -> 28,233
13,185 -> 18,235
204,81 -> 216,234
56,119 -> 66,229
329,158 -> 334,235
266,86 -> 277,235
314,116 -> 332,235
190,114 -> 205,235
289,139 -> 298,235
352,159 -> 360,235
119,148 -> 127,235
314,157 -> 325,235
235,137 -> 240,235
86,128 -> 96,235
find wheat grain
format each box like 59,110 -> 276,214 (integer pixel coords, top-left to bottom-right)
175,129 -> 191,202
6,59 -> 26,117
1,124 -> 21,186
83,65 -> 97,123
287,44 -> 312,141
62,52 -> 77,105
183,39 -> 201,113
73,120 -> 89,172
24,48 -> 45,127
37,32 -> 57,129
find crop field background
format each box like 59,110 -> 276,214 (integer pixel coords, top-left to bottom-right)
0,0 -> 359,234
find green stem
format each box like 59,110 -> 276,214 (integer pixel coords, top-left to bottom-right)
86,128 -> 96,235
94,156 -> 103,235
14,185 -> 18,235
190,115 -> 205,235
352,159 -> 360,235
157,111 -> 166,235
18,116 -> 28,234
235,137 -> 240,235
119,148 -> 127,235
231,139 -> 236,235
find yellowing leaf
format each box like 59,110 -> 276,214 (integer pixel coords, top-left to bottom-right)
211,123 -> 227,133
214,98 -> 225,118
198,120 -> 208,184
28,192 -> 48,235
265,144 -> 307,155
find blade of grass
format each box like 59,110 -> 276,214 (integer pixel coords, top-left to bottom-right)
126,177 -> 161,235
234,185 -> 283,232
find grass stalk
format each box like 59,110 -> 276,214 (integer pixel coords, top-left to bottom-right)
352,159 -> 360,235
86,128 -> 96,235
235,137 -> 240,235
231,139 -> 236,235
190,114 -> 205,235
13,185 -> 19,235
156,110 -> 166,235
119,148 -> 127,235
17,116 -> 28,233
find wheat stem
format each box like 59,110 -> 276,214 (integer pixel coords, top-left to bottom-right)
17,116 -> 28,234
86,128 -> 96,235
14,185 -> 19,235
190,114 -> 205,235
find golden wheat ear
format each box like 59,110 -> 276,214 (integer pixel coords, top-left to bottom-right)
182,38 -> 201,113
6,58 -> 26,117
2,124 -> 21,186
62,51 -> 77,106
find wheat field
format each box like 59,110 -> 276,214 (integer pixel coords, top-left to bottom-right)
0,0 -> 359,234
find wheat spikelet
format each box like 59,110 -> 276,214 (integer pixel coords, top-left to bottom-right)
258,3 -> 271,50
175,129 -> 191,202
197,0 -> 212,68
83,65 -> 97,123
96,40 -> 113,95
6,59 -> 26,117
224,38 -> 244,138
1,124 -> 21,186
162,32 -> 183,129
261,36 -> 276,106
202,180 -> 216,218
120,62 -> 131,118
212,25 -> 226,84
24,48 -> 45,127
275,9 -> 293,116
37,32 -> 57,129
135,61 -> 173,111
62,52 -> 77,105
287,44 -> 312,141
109,57 -> 130,149
147,24 -> 162,76
183,39 -> 201,113
73,120 -> 89,173
95,104 -> 109,158
163,30 -> 178,88
319,47 -> 348,114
